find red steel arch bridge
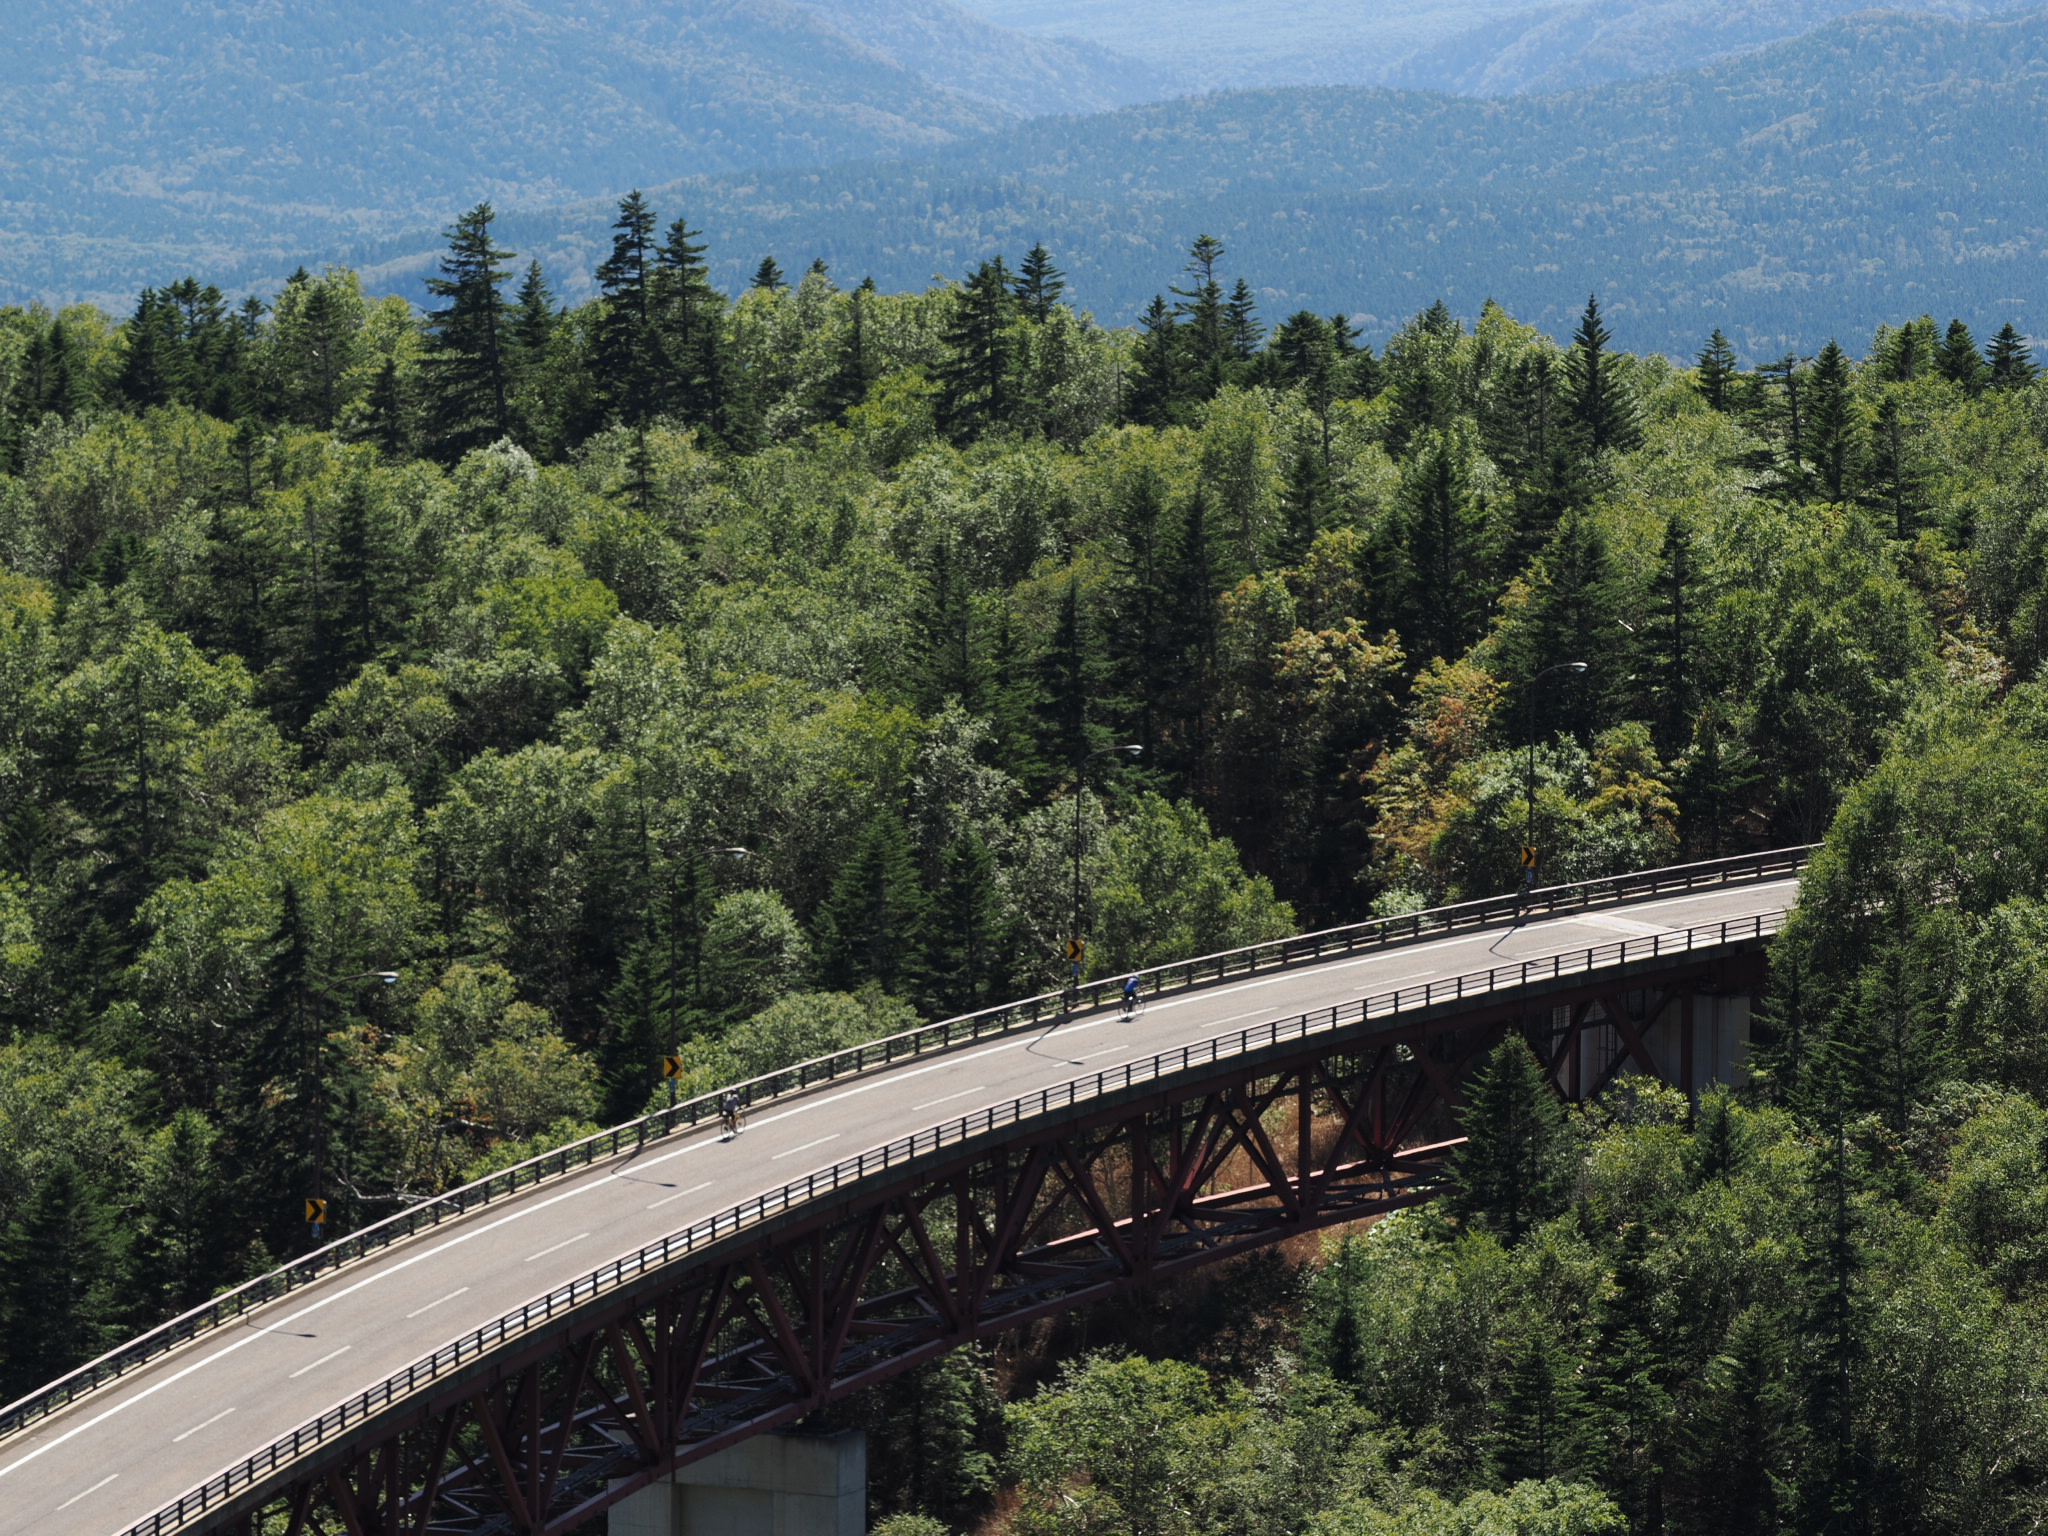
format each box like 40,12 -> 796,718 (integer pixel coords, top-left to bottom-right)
0,849 -> 1805,1536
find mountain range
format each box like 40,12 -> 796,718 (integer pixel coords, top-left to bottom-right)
439,5 -> 2048,358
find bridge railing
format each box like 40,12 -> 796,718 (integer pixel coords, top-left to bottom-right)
123,907 -> 1786,1536
0,844 -> 1808,1445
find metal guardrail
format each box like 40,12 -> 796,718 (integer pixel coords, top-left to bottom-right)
123,907 -> 1786,1536
0,844 -> 1809,1445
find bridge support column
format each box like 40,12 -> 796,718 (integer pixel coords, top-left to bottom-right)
611,1429 -> 866,1536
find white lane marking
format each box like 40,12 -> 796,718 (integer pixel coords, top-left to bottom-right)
406,1288 -> 469,1318
524,1233 -> 589,1263
172,1407 -> 235,1443
771,1134 -> 840,1160
288,1345 -> 350,1379
54,1472 -> 116,1510
922,1086 -> 986,1109
649,1181 -> 713,1210
0,878 -> 1796,1483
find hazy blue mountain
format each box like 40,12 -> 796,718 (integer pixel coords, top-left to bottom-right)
1385,0 -> 2032,94
0,0 -> 1164,303
950,0 -> 1559,88
788,0 -> 1180,114
388,6 -> 2048,360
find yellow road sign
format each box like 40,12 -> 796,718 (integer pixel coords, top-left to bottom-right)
1520,845 -> 1538,869
661,1055 -> 685,1079
1065,938 -> 1085,962
304,1198 -> 327,1224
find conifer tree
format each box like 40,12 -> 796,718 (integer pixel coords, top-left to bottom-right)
423,202 -> 515,459
1936,318 -> 1987,394
1106,467 -> 1177,756
1269,311 -> 1339,461
822,278 -> 880,422
118,287 -> 187,410
1172,234 -> 1232,396
1564,293 -> 1640,455
924,830 -> 1006,1014
1675,1306 -> 1792,1532
816,809 -> 930,996
1636,511 -> 1701,759
1225,277 -> 1263,361
908,539 -> 982,714
1804,340 -> 1853,502
654,213 -> 727,433
1501,507 -> 1621,741
1126,295 -> 1185,427
936,256 -> 1016,442
1013,243 -> 1067,322
1860,392 -> 1927,539
1277,435 -> 1329,568
1986,322 -> 2038,389
362,358 -> 412,460
1035,577 -> 1095,776
0,1161 -> 125,1399
510,260 -> 557,372
751,256 -> 787,292
1384,433 -> 1498,662
594,191 -> 660,427
1695,328 -> 1738,412
1587,1221 -> 1675,1529
1443,1036 -> 1572,1244
1490,1324 -> 1590,1485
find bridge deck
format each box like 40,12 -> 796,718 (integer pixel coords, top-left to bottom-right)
0,877 -> 1796,1535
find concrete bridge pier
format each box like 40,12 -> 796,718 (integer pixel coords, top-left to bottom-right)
610,1429 -> 866,1536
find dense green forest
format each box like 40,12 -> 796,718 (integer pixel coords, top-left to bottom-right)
4,195 -> 2048,1532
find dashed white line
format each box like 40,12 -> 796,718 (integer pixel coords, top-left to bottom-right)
921,1086 -> 986,1109
54,1472 -> 117,1510
649,1181 -> 713,1210
406,1287 -> 469,1318
172,1407 -> 235,1443
288,1345 -> 350,1379
771,1134 -> 840,1160
524,1233 -> 590,1263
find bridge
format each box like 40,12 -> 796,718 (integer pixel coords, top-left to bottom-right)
0,849 -> 1806,1536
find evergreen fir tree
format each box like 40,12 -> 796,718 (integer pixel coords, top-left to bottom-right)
1745,353 -> 1809,499
594,191 -> 660,427
1277,434 -> 1329,568
1171,234 -> 1232,397
816,809 -> 930,996
1106,466 -> 1177,757
1225,277 -> 1263,361
924,830 -> 1006,1015
510,260 -> 557,373
1936,318 -> 1987,394
118,287 -> 187,411
1490,1324 -> 1590,1485
1587,1221 -> 1675,1531
822,278 -> 880,422
1804,339 -> 1853,502
751,256 -> 787,292
363,358 -> 411,460
1386,433 -> 1498,662
1986,322 -> 2038,390
1125,295 -> 1186,427
907,539 -> 982,714
1443,1036 -> 1572,1244
1034,577 -> 1095,776
1675,1305 -> 1792,1533
1859,392 -> 1927,539
653,213 -> 727,433
1637,510 -> 1701,760
1564,293 -> 1640,455
1013,243 -> 1067,322
1269,311 -> 1339,461
1873,316 -> 1937,381
0,1160 -> 125,1399
1695,328 -> 1738,412
422,202 -> 515,459
1682,1085 -> 1751,1188
936,257 -> 1016,442
1501,507 -> 1621,742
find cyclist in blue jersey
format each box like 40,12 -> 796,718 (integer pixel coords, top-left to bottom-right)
1121,975 -> 1141,1018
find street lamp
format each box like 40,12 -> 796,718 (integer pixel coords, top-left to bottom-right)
1523,662 -> 1588,897
1071,744 -> 1143,999
335,970 -> 401,984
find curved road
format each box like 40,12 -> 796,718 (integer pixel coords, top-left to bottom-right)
0,876 -> 1796,1535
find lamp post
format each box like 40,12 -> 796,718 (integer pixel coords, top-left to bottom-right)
312,968 -> 401,1244
667,844 -> 750,1106
1523,662 -> 1588,897
1071,744 -> 1143,1000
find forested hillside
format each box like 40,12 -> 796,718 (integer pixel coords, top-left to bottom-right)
450,7 -> 2048,356
4,206 -> 2048,1529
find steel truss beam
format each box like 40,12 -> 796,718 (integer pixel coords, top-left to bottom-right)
180,952 -> 1765,1536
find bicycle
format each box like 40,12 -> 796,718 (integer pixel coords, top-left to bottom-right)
720,1100 -> 746,1138
1119,984 -> 1146,1022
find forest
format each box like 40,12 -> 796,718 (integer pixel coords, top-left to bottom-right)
2,194 -> 2048,1532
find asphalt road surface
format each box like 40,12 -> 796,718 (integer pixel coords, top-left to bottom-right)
0,876 -> 1797,1536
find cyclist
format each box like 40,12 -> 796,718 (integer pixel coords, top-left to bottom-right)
1121,974 -> 1142,1018
721,1091 -> 743,1138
